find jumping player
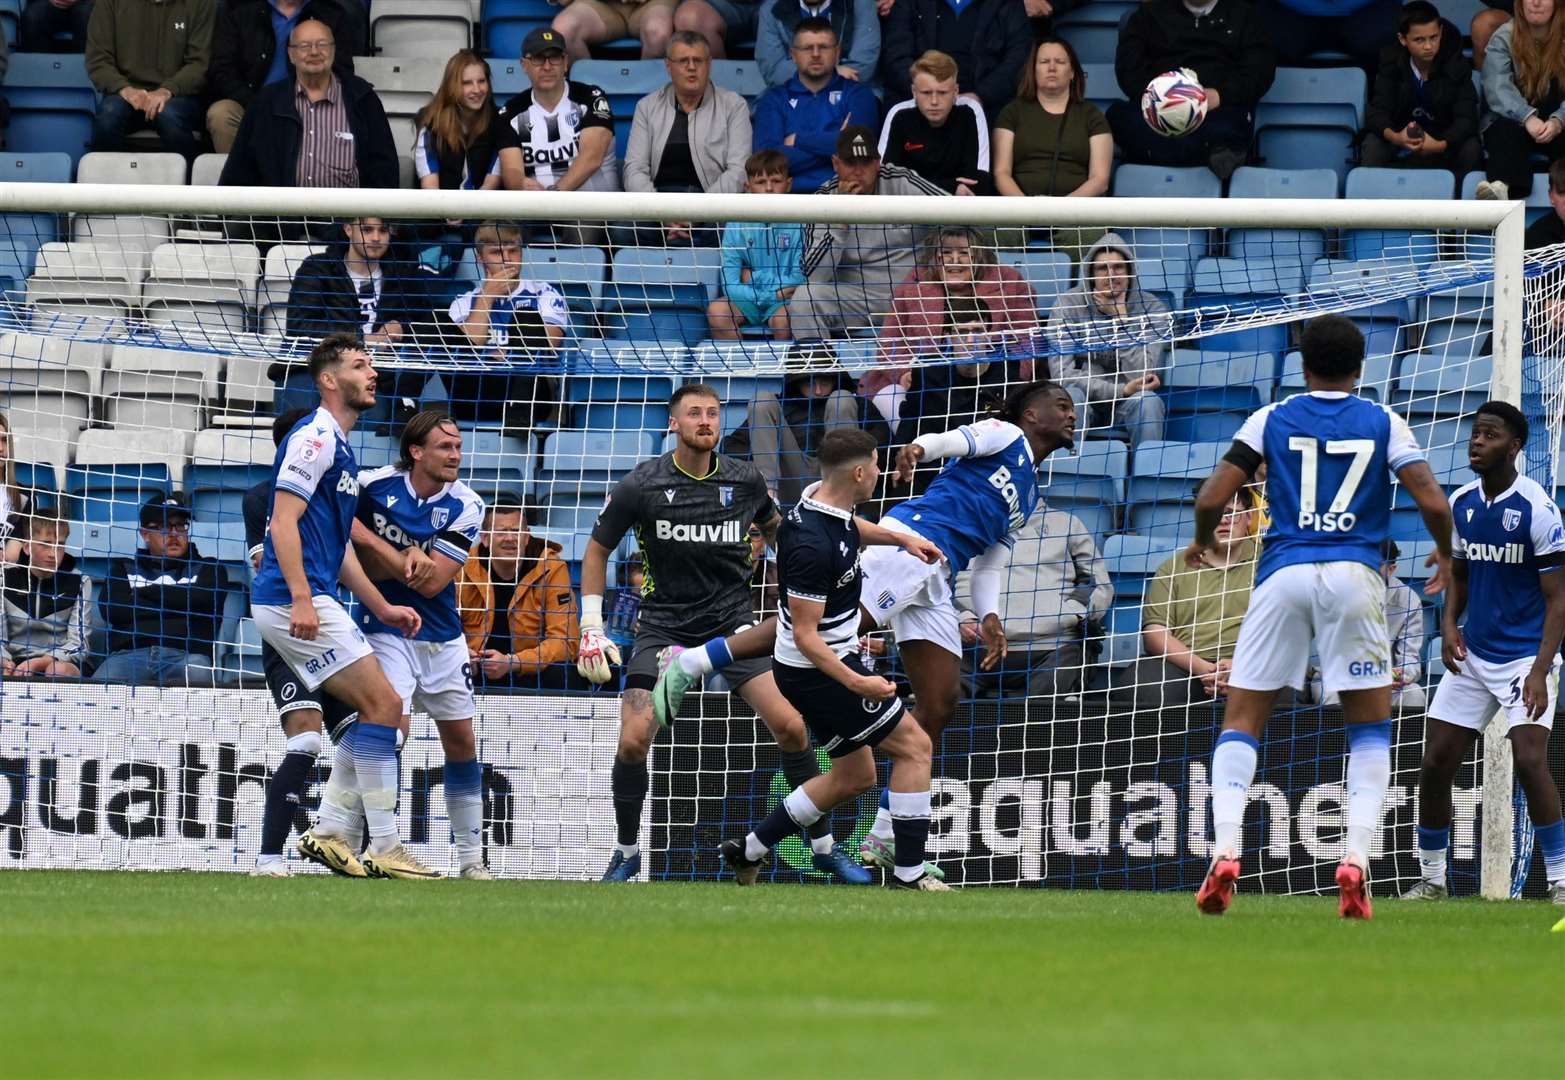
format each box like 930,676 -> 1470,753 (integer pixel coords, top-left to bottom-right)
653,380 -> 1077,873
1404,401 -> 1565,905
721,430 -> 950,891
1187,315 -> 1454,919
576,383 -> 939,883
250,333 -> 436,881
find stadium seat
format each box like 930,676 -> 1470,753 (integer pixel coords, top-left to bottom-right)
459,428 -> 534,500
1394,352 -> 1492,419
0,0 -> 17,45
996,249 -> 1074,320
1103,532 -> 1182,601
1307,259 -> 1416,325
3,53 -> 97,166
1078,63 -> 1120,113
1112,166 -> 1221,297
190,515 -> 251,566
1227,167 -> 1336,273
538,429 -> 655,499
0,153 -> 72,292
523,245 -> 608,307
102,342 -> 223,433
1041,440 -> 1127,538
1417,320 -> 1490,360
1126,440 -> 1229,534
576,60 -> 670,125
67,461 -> 173,559
350,430 -> 401,470
1420,261 -> 1492,324
76,425 -> 191,481
72,152 -> 189,272
1186,257 -> 1303,356
256,243 -> 325,337
221,335 -> 287,413
26,241 -> 142,335
191,153 -> 228,187
575,339 -> 688,388
482,0 -> 555,60
371,0 -> 473,59
1277,349 -> 1397,401
354,57 -> 443,157
1165,348 -> 1276,407
1104,599 -> 1143,668
708,60 -> 766,100
488,60 -> 531,99
603,247 -> 722,344
0,328 -> 105,398
140,242 -> 262,341
1341,168 -> 1453,263
192,425 -> 275,468
1112,164 -> 1222,199
1055,21 -> 1120,66
1254,67 -> 1367,184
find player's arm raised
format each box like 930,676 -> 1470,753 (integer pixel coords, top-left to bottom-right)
268,490 -> 319,640
338,544 -> 422,638
1397,459 -> 1455,591
853,516 -> 943,564
786,592 -> 896,700
1186,460 -> 1250,568
894,419 -> 1020,486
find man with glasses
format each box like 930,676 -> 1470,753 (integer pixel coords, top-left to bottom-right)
90,494 -> 228,687
84,0 -> 214,159
624,30 -> 752,203
752,18 -> 879,193
220,17 -> 397,191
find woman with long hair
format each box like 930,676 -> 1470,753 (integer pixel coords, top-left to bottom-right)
992,37 -> 1113,201
413,50 -> 505,192
1478,0 -> 1565,199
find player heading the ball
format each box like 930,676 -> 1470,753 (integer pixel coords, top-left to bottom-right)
1406,401 -> 1565,906
1187,314 -> 1454,919
722,429 -> 950,891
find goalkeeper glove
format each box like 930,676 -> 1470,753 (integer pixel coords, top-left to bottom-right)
577,596 -> 622,684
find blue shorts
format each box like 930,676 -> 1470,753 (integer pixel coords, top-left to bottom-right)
702,0 -> 759,41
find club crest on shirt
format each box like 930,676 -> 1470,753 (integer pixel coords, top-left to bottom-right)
432,507 -> 450,530
719,485 -> 734,507
1503,508 -> 1522,532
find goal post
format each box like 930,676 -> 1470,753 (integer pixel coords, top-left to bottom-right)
0,180 -> 1549,893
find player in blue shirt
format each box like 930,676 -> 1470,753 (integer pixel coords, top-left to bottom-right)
348,412 -> 491,879
653,380 -> 1077,873
720,429 -> 951,891
250,333 -> 435,881
1405,401 -> 1565,905
1185,316 -> 1454,919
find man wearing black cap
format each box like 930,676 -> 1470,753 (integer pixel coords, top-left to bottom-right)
89,493 -> 229,686
791,124 -> 948,341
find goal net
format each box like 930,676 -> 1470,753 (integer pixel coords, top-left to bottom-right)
0,179 -> 1554,897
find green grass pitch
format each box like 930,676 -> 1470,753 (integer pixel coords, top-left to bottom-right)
1,871 -> 1561,1079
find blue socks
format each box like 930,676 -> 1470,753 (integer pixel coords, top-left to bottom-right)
1534,819 -> 1565,886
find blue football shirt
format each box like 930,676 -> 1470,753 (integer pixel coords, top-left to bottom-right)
1450,474 -> 1565,663
252,407 -> 361,604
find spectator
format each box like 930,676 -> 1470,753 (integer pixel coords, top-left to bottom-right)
954,502 -> 1112,700
1,515 -> 90,679
893,295 -> 1021,456
457,497 -> 580,690
1253,0 -> 1401,73
753,17 -> 880,193
1116,485 -> 1260,712
1472,3 -> 1512,70
756,0 -> 879,87
747,340 -> 860,505
789,125 -> 948,341
673,0 -> 758,59
868,225 -> 1038,425
1476,0 -> 1565,202
878,50 -> 991,196
1526,158 -> 1565,247
433,221 -> 566,436
20,0 -> 94,54
0,411 -> 30,560
206,0 -> 360,155
219,18 -> 397,190
550,0 -> 676,60
1046,232 -> 1171,450
1311,538 -> 1427,709
624,30 -> 751,203
994,37 -> 1110,201
499,29 -> 620,246
880,0 -> 1031,121
91,493 -> 227,687
414,50 -> 504,192
1109,0 -> 1276,179
1361,2 -> 1482,175
709,149 -> 806,340
84,0 -> 213,159
284,217 -> 430,346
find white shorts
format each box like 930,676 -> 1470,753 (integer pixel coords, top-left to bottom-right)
253,596 -> 373,691
367,633 -> 476,722
1229,561 -> 1391,695
1428,650 -> 1559,734
858,518 -> 962,658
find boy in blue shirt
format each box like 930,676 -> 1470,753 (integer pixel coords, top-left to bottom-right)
706,150 -> 807,340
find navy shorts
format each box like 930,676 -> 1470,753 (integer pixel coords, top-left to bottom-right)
772,656 -> 904,758
262,642 -> 358,741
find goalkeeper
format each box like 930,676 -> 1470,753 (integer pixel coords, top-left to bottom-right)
576,384 -> 936,884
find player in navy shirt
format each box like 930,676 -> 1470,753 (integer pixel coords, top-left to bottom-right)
1408,401 -> 1565,904
348,412 -> 492,879
1186,316 -> 1454,919
250,334 -> 437,881
720,430 -> 951,891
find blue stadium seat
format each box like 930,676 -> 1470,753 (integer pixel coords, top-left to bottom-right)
1041,440 -> 1127,538
482,0 -> 555,58
574,59 -> 665,124
187,464 -> 267,534
1394,352 -> 1492,418
0,153 -> 68,292
1056,22 -> 1121,66
1102,532 -> 1183,601
603,248 -> 722,344
995,249 -> 1073,320
1227,167 -> 1337,272
457,429 -> 533,500
1112,163 -> 1222,199
67,463 -> 172,559
1277,349 -> 1398,401
709,60 -> 766,100
3,54 -> 97,166
539,429 -> 655,498
487,60 -> 531,99
576,339 -> 690,379
1164,349 -> 1273,411
1105,600 -> 1143,668
190,517 -> 250,565
1342,168 -> 1454,262
1308,259 -> 1416,325
1126,441 -> 1228,534
1186,257 -> 1303,356
1420,261 -> 1492,325
0,0 -> 18,46
1079,63 -> 1120,113
1255,68 -> 1367,184
523,245 -> 608,307
1113,166 -> 1222,298
574,401 -> 670,430
1419,319 -> 1491,360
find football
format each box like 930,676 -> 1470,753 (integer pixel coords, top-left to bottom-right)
1142,69 -> 1208,137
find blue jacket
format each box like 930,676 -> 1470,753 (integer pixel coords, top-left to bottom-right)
752,74 -> 880,193
719,220 -> 807,313
755,0 -> 880,88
